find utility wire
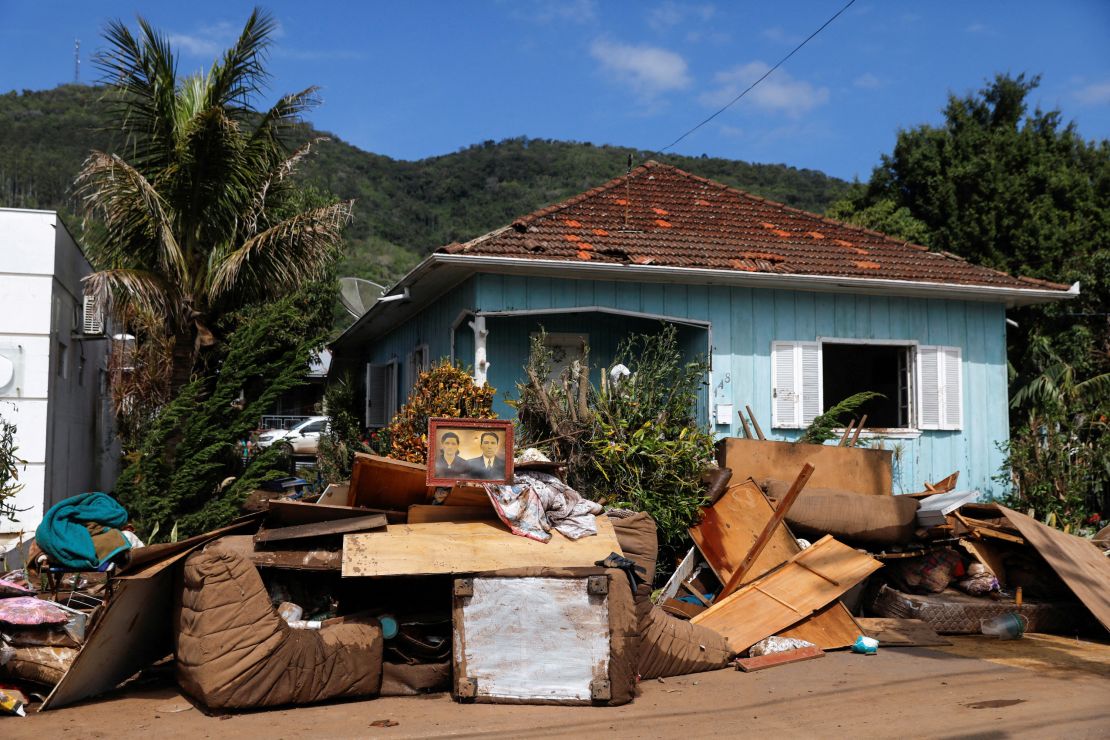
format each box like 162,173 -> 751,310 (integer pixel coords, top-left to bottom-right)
653,0 -> 857,157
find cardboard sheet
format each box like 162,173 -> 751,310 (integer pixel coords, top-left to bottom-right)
998,505 -> 1110,634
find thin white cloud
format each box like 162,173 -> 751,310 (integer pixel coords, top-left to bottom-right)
648,2 -> 716,31
853,73 -> 882,89
168,20 -> 238,58
513,0 -> 597,24
761,27 -> 801,45
700,61 -> 828,117
718,123 -> 744,138
964,22 -> 992,34
1075,80 -> 1110,105
591,39 -> 691,98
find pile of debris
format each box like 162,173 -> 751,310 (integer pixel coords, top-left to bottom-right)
1,438 -> 1108,716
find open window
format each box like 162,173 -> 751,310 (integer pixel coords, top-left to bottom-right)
365,359 -> 398,428
771,340 -> 961,432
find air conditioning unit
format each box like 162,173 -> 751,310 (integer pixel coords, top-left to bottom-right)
82,294 -> 104,336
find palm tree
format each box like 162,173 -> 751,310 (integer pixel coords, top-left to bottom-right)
77,8 -> 351,396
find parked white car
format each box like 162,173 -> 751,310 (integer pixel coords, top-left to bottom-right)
257,416 -> 328,454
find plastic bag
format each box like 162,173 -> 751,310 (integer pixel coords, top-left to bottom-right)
748,636 -> 816,657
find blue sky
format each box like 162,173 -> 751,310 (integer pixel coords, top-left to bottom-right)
2,1 -> 1108,181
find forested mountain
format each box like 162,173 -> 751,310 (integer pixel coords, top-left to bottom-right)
1,84 -> 849,284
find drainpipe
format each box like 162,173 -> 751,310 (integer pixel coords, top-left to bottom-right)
468,315 -> 489,387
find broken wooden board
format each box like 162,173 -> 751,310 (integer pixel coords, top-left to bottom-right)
689,478 -> 862,649
342,516 -> 621,577
716,437 -> 892,496
208,534 -> 342,570
857,617 -> 951,647
254,513 -> 387,544
735,645 -> 825,672
691,535 -> 882,653
661,598 -> 706,619
349,452 -> 431,510
40,518 -> 258,710
407,504 -> 496,524
998,505 -> 1110,634
268,498 -> 404,526
959,538 -> 1009,585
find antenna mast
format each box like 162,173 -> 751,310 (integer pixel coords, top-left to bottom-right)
74,39 -> 80,83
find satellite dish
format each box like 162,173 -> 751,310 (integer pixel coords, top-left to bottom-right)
338,277 -> 387,319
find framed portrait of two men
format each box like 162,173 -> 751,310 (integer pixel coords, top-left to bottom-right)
426,417 -> 514,487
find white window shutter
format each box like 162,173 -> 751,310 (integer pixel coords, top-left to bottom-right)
772,342 -> 798,428
366,362 -> 390,428
918,345 -> 962,431
800,342 -> 822,425
941,346 -> 963,430
917,346 -> 941,430
772,341 -> 820,428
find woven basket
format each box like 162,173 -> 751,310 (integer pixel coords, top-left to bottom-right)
867,583 -> 1076,634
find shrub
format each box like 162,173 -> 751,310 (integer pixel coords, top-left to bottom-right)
0,407 -> 25,520
386,361 -> 497,464
114,284 -> 332,538
316,373 -> 369,482
514,324 -> 715,570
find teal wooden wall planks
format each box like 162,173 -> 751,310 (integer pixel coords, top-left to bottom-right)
363,272 -> 1011,499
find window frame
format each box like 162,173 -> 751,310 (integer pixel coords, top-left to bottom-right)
770,337 -> 963,436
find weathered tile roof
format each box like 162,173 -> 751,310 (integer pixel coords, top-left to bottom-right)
439,161 -> 1066,291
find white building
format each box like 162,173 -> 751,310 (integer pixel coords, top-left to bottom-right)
0,209 -> 116,548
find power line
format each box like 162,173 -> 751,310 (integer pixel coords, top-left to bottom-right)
653,0 -> 857,158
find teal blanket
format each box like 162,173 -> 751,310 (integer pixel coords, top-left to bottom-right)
35,492 -> 130,569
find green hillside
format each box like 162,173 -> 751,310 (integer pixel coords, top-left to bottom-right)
1,84 -> 850,285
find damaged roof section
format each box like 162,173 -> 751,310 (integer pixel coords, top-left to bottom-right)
440,161 -> 1069,292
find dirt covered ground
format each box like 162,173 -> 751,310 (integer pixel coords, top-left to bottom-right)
7,634 -> 1110,739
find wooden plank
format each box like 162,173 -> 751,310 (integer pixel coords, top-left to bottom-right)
343,515 -> 622,577
442,484 -> 491,507
745,405 -> 766,440
407,504 -> 496,523
254,514 -> 387,544
857,617 -> 951,647
776,602 -> 859,649
688,478 -> 860,649
268,499 -> 404,526
349,452 -> 431,510
735,645 -> 825,672
207,534 -> 342,570
719,463 -> 814,597
691,536 -> 882,653
716,437 -> 892,496
998,505 -> 1110,634
661,598 -> 706,619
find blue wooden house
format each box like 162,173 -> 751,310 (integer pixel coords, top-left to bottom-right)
330,162 -> 1076,496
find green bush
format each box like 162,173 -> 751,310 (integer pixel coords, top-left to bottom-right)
386,360 -> 497,464
114,284 -> 333,538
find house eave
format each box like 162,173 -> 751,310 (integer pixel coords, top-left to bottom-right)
330,253 -> 1078,354
436,254 -> 1078,306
